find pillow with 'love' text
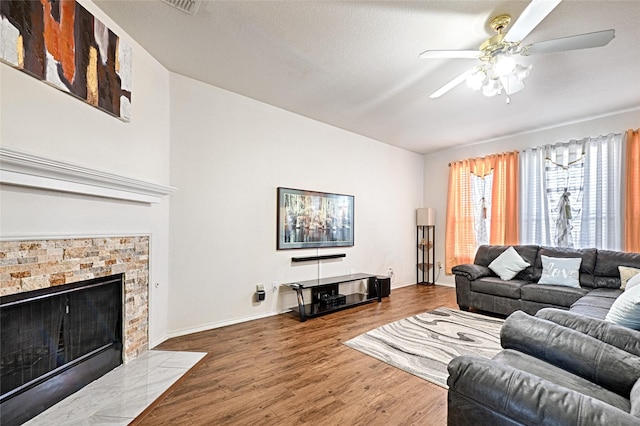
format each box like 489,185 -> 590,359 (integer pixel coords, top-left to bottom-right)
538,255 -> 582,288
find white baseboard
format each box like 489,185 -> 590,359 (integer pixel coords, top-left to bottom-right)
165,310 -> 287,340
159,282 -> 456,343
149,335 -> 169,349
392,281 -> 454,288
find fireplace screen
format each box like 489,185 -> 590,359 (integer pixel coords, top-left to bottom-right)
0,274 -> 123,424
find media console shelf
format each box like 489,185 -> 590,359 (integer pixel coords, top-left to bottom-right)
283,273 -> 381,322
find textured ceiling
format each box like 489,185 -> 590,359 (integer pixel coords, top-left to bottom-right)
94,0 -> 640,154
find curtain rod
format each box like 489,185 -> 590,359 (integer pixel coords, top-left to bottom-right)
448,150 -> 519,167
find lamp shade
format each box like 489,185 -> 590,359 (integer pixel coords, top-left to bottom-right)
417,208 -> 436,226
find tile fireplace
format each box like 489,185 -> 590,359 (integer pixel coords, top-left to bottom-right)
0,236 -> 150,424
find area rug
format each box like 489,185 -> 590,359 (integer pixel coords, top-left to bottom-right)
344,307 -> 504,389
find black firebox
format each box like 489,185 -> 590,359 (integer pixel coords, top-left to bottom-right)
0,274 -> 124,425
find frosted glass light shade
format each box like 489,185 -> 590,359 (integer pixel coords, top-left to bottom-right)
417,208 -> 436,226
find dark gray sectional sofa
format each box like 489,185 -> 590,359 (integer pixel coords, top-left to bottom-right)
452,245 -> 640,318
448,308 -> 640,425
447,245 -> 640,425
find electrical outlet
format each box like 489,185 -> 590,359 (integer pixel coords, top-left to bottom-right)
388,267 -> 394,277
272,282 -> 278,292
256,283 -> 265,292
437,261 -> 442,269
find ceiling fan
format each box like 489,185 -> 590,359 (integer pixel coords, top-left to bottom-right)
421,0 -> 615,101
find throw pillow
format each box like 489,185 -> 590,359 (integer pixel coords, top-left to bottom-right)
538,255 -> 582,288
488,247 -> 530,281
627,273 -> 640,291
606,284 -> 640,330
619,266 -> 640,290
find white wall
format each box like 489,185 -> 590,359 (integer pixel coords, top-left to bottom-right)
168,73 -> 424,336
0,0 -> 172,347
423,108 -> 640,286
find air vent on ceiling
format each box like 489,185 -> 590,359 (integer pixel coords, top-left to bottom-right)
160,0 -> 202,15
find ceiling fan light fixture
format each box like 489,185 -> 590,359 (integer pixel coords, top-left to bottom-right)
466,68 -> 486,90
500,75 -> 526,95
423,4 -> 615,102
494,55 -> 516,76
514,63 -> 533,81
469,58 -> 530,99
482,78 -> 501,97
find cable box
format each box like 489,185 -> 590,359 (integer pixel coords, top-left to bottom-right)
319,294 -> 346,307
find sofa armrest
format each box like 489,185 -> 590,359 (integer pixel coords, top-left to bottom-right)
501,311 -> 640,396
536,307 -> 640,357
451,264 -> 493,281
448,355 -> 640,426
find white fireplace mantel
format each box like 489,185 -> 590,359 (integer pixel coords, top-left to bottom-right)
0,147 -> 176,204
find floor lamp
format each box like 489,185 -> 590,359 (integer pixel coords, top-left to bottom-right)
417,208 -> 436,285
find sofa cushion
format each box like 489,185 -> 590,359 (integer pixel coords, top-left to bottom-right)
586,288 -> 626,299
501,311 -> 640,397
448,354 -> 640,426
465,292 -> 522,316
606,284 -> 640,330
488,246 -> 531,280
533,247 -> 597,288
470,277 -> 527,299
521,283 -> 589,307
594,250 -> 640,289
570,290 -> 621,319
536,308 -> 640,357
474,245 -> 539,281
521,300 -> 565,315
494,349 -> 631,412
538,255 -> 581,287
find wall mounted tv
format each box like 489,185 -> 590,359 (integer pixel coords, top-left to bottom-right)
277,187 -> 354,250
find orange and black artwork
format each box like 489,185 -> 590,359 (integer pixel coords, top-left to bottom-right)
1,0 -> 132,121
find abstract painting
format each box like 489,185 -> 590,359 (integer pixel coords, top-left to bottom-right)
0,0 -> 132,121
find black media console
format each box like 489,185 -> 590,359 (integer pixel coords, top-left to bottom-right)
283,273 -> 382,322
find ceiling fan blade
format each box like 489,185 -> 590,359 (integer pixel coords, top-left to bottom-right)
429,67 -> 477,99
504,0 -> 562,43
524,29 -> 615,55
419,50 -> 481,59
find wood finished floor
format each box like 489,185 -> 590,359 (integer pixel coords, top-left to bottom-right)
138,284 -> 457,425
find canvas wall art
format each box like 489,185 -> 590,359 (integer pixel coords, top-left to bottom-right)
277,187 -> 354,250
0,0 -> 132,121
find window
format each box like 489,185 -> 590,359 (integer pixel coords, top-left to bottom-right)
446,130 -> 638,273
445,152 -> 518,273
471,171 -> 493,246
520,134 -> 622,250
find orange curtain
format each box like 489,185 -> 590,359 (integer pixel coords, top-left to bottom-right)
445,160 -> 477,273
445,152 -> 520,273
489,151 -> 519,245
626,129 -> 640,253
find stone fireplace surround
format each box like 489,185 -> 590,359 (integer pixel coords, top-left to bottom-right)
0,235 -> 149,362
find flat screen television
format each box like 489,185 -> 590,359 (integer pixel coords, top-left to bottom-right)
277,187 -> 354,250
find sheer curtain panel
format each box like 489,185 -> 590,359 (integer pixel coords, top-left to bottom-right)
520,147 -> 552,245
580,133 -> 622,250
520,135 -> 622,249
